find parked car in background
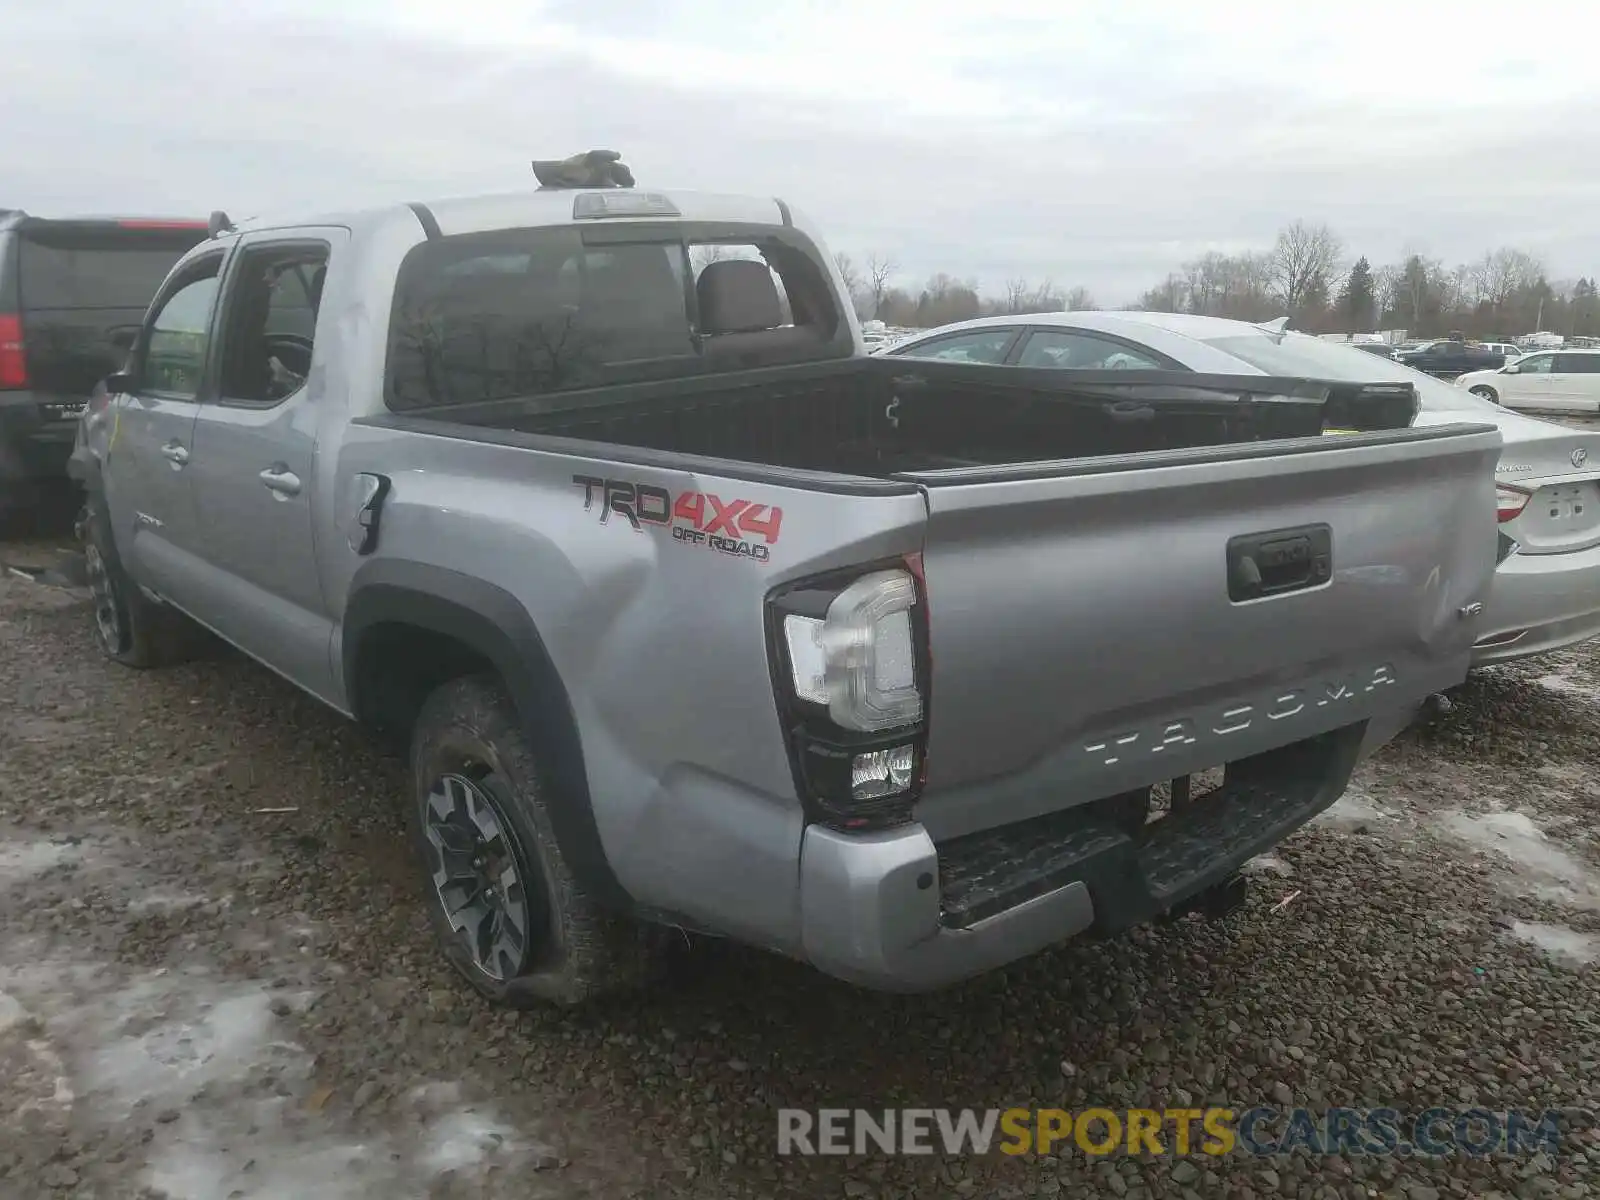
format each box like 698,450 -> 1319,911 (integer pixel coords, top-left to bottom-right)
887,311 -> 1600,666
1479,341 -> 1523,360
0,211 -> 208,518
72,166 -> 1499,1007
1393,338 -> 1506,377
1350,341 -> 1399,360
1455,349 -> 1600,414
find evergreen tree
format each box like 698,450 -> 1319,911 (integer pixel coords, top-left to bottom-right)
1338,257 -> 1376,331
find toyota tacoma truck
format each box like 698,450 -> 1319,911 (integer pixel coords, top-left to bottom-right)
71,155 -> 1502,1007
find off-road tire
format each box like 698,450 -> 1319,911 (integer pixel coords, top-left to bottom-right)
409,673 -> 660,1007
82,495 -> 207,668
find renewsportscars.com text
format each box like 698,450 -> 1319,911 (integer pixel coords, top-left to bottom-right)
777,1107 -> 1564,1158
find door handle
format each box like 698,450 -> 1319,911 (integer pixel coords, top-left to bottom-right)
161,441 -> 189,467
259,465 -> 302,497
1227,523 -> 1333,602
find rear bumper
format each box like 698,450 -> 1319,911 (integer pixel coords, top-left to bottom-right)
1474,541 -> 1600,664
0,390 -> 80,481
798,723 -> 1374,991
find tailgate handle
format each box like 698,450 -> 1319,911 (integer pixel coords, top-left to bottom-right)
1227,523 -> 1332,602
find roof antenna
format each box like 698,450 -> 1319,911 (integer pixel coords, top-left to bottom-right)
531,150 -> 634,190
1255,315 -> 1292,338
207,210 -> 234,238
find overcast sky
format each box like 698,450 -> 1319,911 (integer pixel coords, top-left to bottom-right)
5,0 -> 1597,302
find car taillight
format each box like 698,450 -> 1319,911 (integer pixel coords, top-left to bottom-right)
1497,485 -> 1531,523
767,555 -> 931,831
0,314 -> 25,389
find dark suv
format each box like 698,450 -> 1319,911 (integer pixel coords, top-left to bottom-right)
1,212 -> 208,516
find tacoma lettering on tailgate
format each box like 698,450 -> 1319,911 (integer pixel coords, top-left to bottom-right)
1083,664 -> 1396,765
573,475 -> 783,563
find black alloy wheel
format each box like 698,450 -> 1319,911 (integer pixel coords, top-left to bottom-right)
422,768 -> 544,983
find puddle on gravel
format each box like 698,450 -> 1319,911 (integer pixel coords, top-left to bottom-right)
1506,920 -> 1599,967
1432,809 -> 1600,911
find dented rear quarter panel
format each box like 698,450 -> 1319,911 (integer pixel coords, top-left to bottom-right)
329,417 -> 929,949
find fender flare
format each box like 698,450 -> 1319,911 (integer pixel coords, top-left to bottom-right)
343,559 -> 630,912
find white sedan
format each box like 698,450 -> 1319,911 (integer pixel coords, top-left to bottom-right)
886,310 -> 1600,666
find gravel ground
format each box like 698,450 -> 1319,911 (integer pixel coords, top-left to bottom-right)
2,530 -> 1599,1199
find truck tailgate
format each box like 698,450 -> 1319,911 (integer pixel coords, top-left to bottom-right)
906,424 -> 1501,837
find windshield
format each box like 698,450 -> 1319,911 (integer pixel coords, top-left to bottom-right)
1201,332 -> 1501,414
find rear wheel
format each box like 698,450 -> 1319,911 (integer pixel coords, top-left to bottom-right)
82,496 -> 206,667
1470,385 -> 1500,404
408,674 -> 660,1007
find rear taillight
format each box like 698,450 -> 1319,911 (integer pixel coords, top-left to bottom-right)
767,555 -> 931,831
1497,485 -> 1531,523
0,314 -> 25,389
115,219 -> 208,230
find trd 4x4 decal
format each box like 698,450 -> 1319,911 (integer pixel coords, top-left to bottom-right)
573,475 -> 783,563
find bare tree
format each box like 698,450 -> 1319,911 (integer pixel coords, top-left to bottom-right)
833,253 -> 866,319
834,252 -> 862,298
865,253 -> 897,320
1473,247 -> 1544,310
1063,285 -> 1096,312
1135,273 -> 1187,313
1267,220 -> 1344,314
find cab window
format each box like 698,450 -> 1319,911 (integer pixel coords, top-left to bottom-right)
137,256 -> 223,399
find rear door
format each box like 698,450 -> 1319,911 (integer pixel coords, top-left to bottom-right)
903,424 -> 1501,838
1504,352 -> 1560,409
1549,354 -> 1600,412
103,250 -> 226,597
183,230 -> 341,700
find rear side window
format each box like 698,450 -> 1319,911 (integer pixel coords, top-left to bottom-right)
1556,354 -> 1600,373
17,227 -> 205,310
1015,329 -> 1172,369
893,328 -> 1017,364
386,225 -> 842,412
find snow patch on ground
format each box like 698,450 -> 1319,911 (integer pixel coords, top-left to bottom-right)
1507,920 -> 1599,967
1242,855 -> 1293,877
0,837 -> 82,884
1536,672 -> 1600,702
422,1108 -> 524,1174
1432,809 -> 1600,910
125,890 -> 211,916
0,830 -> 559,1198
1313,790 -> 1396,830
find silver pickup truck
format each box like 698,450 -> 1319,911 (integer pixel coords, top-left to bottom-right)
71,160 -> 1502,1007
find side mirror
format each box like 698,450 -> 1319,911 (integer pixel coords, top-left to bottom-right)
1502,363 -> 1520,374
104,370 -> 134,394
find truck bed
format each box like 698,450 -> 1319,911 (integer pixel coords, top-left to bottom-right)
431,357 -> 1422,478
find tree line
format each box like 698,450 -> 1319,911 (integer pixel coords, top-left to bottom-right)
833,253 -> 1096,329
836,223 -> 1600,340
